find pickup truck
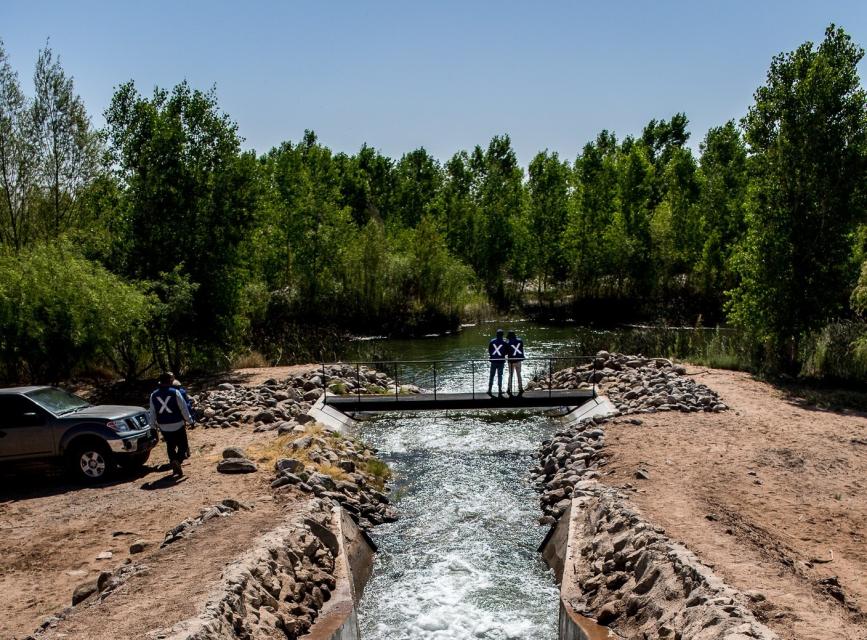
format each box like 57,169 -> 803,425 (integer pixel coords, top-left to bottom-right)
0,386 -> 158,482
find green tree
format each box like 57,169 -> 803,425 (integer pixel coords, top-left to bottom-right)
392,147 -> 442,228
651,145 -> 700,291
470,135 -> 524,302
563,131 -> 619,297
729,25 -> 867,368
527,150 -> 570,297
334,144 -> 394,226
439,150 -> 478,262
261,131 -> 352,311
31,44 -> 101,237
0,41 -> 102,250
0,40 -> 37,250
105,81 -> 259,369
616,139 -> 655,293
695,121 -> 748,302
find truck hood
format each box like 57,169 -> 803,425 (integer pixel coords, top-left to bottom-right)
60,405 -> 146,421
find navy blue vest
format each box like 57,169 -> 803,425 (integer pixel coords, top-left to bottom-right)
489,337 -> 507,360
508,338 -> 525,360
150,387 -> 185,425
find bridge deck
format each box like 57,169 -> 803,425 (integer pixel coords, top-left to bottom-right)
323,389 -> 594,412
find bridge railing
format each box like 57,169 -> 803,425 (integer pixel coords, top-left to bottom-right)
318,356 -> 598,403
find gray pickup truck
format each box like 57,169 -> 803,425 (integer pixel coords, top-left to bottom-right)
0,386 -> 158,482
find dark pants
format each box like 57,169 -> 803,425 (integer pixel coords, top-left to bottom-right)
162,427 -> 189,463
488,360 -> 505,392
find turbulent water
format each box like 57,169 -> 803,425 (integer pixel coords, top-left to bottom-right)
355,324 -> 574,640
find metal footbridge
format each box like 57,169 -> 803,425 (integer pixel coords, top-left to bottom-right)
310,358 -> 616,430
325,388 -> 595,412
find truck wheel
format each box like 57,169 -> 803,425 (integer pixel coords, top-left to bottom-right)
68,442 -> 113,482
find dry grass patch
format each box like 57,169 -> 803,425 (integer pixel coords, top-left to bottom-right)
247,424 -> 358,483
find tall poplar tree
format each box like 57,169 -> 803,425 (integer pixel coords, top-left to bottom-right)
729,25 -> 867,368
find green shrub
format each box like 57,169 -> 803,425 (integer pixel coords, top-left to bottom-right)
800,321 -> 867,381
0,244 -> 151,382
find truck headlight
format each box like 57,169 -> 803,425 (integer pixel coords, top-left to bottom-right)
107,419 -> 131,433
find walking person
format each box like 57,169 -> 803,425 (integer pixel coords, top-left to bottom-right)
172,377 -> 195,460
506,330 -> 525,396
487,329 -> 507,397
149,372 -> 193,477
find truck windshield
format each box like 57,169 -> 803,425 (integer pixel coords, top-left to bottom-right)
27,388 -> 90,415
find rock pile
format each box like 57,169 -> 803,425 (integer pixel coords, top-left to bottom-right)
155,499 -> 345,640
526,351 -> 727,414
532,416 -> 609,524
270,426 -> 397,530
565,488 -> 778,639
190,365 -> 407,432
162,498 -> 252,547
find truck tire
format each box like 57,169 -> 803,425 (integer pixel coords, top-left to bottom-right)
67,441 -> 113,483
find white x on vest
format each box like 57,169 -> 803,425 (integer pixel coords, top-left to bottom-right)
156,396 -> 173,414
511,344 -> 523,356
491,343 -> 503,356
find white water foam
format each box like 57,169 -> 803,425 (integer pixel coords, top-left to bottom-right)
357,410 -> 559,640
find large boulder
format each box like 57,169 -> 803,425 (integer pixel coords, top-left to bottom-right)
275,458 -> 305,474
254,410 -> 275,424
217,458 -> 257,474
221,446 -> 246,459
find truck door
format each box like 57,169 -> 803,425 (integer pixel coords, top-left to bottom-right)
0,395 -> 55,459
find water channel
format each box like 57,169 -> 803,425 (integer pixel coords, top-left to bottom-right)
354,322 -> 583,640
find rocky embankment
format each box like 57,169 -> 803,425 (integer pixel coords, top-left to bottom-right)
192,365 -> 408,432
157,498 -> 344,640
527,351 -> 728,414
564,488 -> 778,639
196,365 -> 401,528
532,354 -> 777,639
155,366 -> 405,639
269,426 -> 398,530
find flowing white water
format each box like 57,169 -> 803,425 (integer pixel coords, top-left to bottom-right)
356,349 -> 560,639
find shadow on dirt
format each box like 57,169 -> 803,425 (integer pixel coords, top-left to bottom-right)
140,472 -> 188,490
0,461 -> 155,503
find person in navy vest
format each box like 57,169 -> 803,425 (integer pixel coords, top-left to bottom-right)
172,377 -> 195,460
149,372 -> 193,476
506,330 -> 525,396
487,329 -> 507,397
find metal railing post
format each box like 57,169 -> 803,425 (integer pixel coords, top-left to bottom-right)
549,358 -> 553,398
322,363 -> 327,402
433,362 -> 437,401
471,360 -> 475,400
395,363 -> 399,401
356,362 -> 361,403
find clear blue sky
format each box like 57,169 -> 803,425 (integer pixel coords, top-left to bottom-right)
3,1 -> 866,165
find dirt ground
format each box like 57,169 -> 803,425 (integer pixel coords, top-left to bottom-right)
0,405 -> 301,639
602,367 -> 867,640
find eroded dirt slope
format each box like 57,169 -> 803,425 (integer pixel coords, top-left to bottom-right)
602,367 -> 867,640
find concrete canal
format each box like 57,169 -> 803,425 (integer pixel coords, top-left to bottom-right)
354,324 -> 580,640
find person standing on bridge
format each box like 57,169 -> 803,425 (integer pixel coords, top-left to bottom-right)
487,329 -> 507,397
506,330 -> 525,396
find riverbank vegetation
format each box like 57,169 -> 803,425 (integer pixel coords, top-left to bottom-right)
1,25 -> 866,382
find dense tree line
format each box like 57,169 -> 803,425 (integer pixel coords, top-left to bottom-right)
0,25 -> 865,380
